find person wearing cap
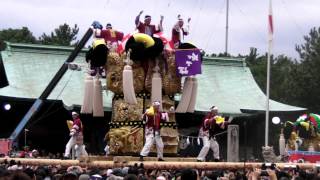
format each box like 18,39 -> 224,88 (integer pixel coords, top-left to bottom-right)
196,106 -> 232,162
19,146 -> 31,158
95,23 -> 124,51
135,10 -> 163,37
171,15 -> 191,48
31,149 -> 39,158
139,101 -> 170,161
64,112 -> 88,159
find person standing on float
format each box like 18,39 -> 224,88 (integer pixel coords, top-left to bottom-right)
135,10 -> 164,37
139,101 -> 170,161
64,112 -> 88,159
197,106 -> 232,162
171,15 -> 191,48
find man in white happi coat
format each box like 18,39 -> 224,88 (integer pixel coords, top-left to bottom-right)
139,101 -> 170,161
64,112 -> 88,159
197,106 -> 232,162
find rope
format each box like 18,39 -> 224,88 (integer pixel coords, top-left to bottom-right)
233,0 -> 266,43
190,0 -> 204,42
203,0 -> 225,50
190,0 -> 200,19
105,0 -> 110,7
26,70 -> 75,129
180,130 -> 228,139
279,0 -> 305,37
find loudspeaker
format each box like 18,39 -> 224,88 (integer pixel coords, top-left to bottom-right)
0,53 -> 9,88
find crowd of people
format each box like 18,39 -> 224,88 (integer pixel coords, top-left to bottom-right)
1,160 -> 320,180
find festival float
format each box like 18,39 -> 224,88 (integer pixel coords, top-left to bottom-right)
80,21 -> 202,156
283,113 -> 320,163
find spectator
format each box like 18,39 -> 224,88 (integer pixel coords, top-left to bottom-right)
124,174 -> 138,180
9,171 -> 32,180
79,174 -> 90,180
180,168 -> 197,180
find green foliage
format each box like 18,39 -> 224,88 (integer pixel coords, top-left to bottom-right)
249,51 -> 304,107
0,27 -> 37,43
295,27 -> 320,111
246,27 -> 320,111
245,48 -> 268,92
296,27 -> 320,61
38,23 -> 79,46
270,55 -> 299,104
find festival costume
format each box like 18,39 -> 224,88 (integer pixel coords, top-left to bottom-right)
171,22 -> 189,48
135,15 -> 162,37
197,112 -> 226,161
64,116 -> 88,159
140,105 -> 169,160
96,29 -> 124,49
136,23 -> 160,37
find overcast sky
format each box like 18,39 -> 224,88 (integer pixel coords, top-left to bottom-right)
1,0 -> 319,58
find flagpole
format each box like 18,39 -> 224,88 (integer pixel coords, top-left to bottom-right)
265,0 -> 273,147
225,0 -> 229,55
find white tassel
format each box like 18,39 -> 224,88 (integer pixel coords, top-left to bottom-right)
81,75 -> 93,114
93,77 -> 104,117
175,77 -> 193,113
151,73 -> 162,110
187,77 -> 198,113
123,65 -> 137,104
122,51 -> 137,104
186,137 -> 190,145
151,71 -> 162,102
151,59 -> 162,110
279,130 -> 286,155
197,137 -> 201,145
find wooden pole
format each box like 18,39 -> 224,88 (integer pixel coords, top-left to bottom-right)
0,158 -> 315,170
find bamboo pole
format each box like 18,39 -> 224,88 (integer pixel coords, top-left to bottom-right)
0,158 -> 316,170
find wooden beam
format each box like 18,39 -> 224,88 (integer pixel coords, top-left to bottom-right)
0,158 -> 315,170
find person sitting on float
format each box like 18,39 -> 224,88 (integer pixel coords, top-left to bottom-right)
95,23 -> 124,51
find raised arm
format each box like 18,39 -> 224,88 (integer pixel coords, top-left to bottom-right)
158,15 -> 164,32
183,17 -> 191,35
135,10 -> 143,26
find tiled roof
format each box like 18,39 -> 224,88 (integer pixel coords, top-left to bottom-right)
196,57 -> 306,115
0,43 -> 305,115
0,43 -> 112,111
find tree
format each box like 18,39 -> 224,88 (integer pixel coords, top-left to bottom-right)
39,23 -> 79,46
296,27 -> 320,62
245,48 -> 268,92
269,55 -> 299,105
0,27 -> 37,43
246,27 -> 320,111
295,27 -> 320,111
245,48 -> 301,106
